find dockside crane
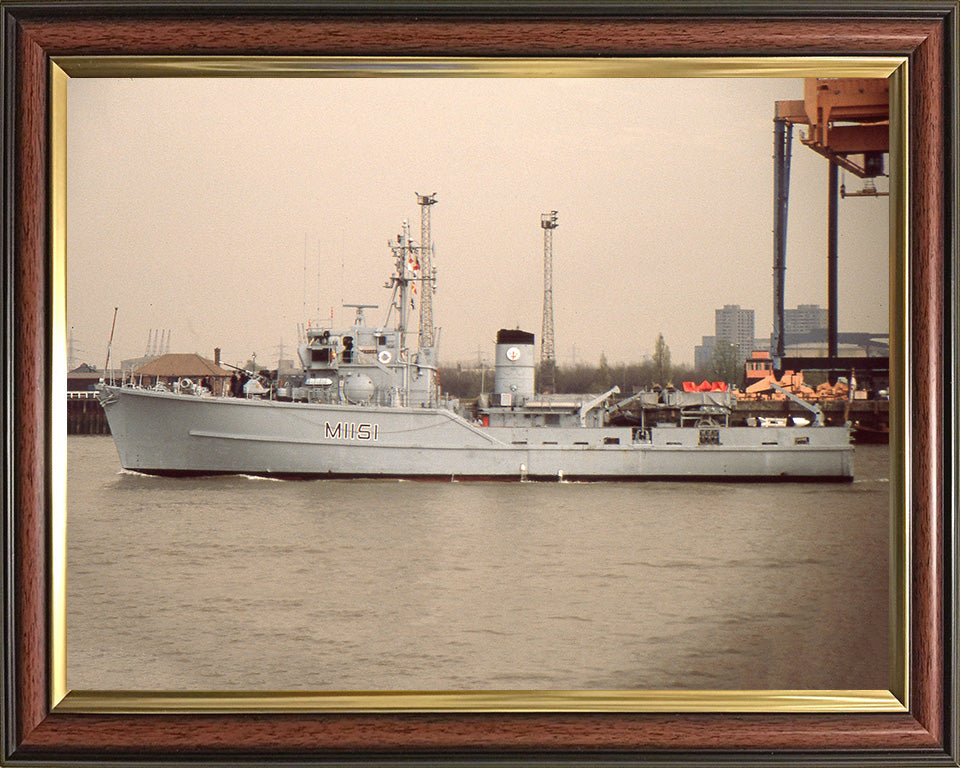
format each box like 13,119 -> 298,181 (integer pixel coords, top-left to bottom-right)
772,78 -> 890,378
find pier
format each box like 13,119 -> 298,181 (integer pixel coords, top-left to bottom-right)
67,393 -> 110,435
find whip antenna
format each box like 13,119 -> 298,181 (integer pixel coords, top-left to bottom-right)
103,307 -> 118,384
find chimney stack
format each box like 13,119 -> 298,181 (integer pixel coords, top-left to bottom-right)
214,347 -> 221,366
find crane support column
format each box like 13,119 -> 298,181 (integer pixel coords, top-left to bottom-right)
827,160 -> 839,359
772,117 -> 793,362
772,78 -> 889,378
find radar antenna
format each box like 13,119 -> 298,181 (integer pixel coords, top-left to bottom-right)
343,303 -> 379,326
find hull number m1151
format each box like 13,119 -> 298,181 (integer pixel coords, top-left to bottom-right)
324,422 -> 380,441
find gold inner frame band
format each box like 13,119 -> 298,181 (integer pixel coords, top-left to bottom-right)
49,55 -> 909,715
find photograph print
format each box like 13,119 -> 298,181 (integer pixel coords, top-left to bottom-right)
65,73 -> 891,693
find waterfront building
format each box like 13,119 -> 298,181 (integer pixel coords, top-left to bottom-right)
784,304 -> 828,334
131,353 -> 232,395
694,335 -> 716,370
68,363 -> 105,394
781,330 -> 889,358
693,307 -> 757,371
715,305 -> 755,363
744,349 -> 775,384
120,353 -> 160,378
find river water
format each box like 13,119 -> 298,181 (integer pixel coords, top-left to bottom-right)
66,435 -> 890,692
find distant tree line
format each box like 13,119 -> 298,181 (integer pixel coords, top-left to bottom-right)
439,359 -> 698,399
706,340 -> 742,387
438,334 -> 746,399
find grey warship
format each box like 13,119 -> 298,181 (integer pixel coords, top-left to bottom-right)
98,201 -> 853,482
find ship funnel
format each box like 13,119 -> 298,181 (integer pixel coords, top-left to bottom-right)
494,329 -> 535,405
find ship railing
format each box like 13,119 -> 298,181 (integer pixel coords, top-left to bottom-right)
305,387 -> 337,405
304,318 -> 334,335
301,384 -> 408,408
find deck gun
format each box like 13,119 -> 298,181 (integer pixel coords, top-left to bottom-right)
220,360 -> 268,383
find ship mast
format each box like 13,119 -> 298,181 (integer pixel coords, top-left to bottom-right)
384,220 -> 416,403
381,203 -> 440,408
383,219 -> 421,337
396,220 -> 413,337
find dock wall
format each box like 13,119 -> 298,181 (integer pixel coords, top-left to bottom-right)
67,394 -> 110,435
732,398 -> 889,429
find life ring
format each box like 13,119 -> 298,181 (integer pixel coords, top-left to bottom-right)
378,350 -> 392,364
179,377 -> 193,389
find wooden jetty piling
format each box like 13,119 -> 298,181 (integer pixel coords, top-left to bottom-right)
67,394 -> 110,435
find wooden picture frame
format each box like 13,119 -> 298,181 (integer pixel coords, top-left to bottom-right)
3,2 -> 956,765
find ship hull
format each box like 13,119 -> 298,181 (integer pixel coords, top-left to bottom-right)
98,386 -> 854,481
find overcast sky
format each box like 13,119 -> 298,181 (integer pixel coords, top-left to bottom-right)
66,76 -> 889,369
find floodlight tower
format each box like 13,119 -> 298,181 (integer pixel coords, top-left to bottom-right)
416,192 -> 437,349
540,210 -> 558,393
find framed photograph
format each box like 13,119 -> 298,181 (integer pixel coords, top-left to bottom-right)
3,2 -> 956,766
